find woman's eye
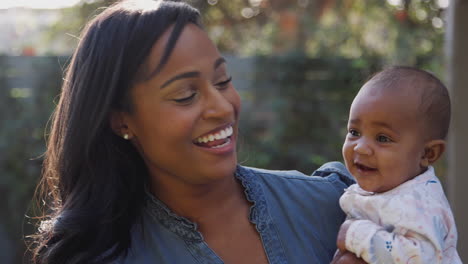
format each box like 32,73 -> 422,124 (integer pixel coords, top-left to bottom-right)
377,135 -> 392,143
215,76 -> 232,90
348,129 -> 360,137
173,92 -> 196,104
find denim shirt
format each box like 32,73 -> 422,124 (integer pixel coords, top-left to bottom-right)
118,162 -> 354,264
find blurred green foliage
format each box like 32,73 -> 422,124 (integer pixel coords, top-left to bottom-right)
193,0 -> 445,67
238,55 -> 382,172
44,0 -> 446,66
0,56 -> 63,263
2,0 -> 448,263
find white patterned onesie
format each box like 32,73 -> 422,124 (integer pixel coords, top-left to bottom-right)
340,166 -> 461,264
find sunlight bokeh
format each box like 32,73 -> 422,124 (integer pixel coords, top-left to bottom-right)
0,0 -> 81,9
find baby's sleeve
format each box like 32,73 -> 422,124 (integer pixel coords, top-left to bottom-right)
344,193 -> 451,264
345,218 -> 440,263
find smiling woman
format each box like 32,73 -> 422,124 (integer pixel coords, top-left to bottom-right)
29,1 -> 357,264
115,22 -> 241,188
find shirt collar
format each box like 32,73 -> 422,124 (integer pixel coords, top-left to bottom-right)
144,165 -> 267,241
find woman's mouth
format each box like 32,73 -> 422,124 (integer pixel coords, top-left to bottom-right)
194,125 -> 233,149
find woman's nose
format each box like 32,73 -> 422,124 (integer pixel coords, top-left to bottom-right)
202,86 -> 233,120
354,139 -> 373,155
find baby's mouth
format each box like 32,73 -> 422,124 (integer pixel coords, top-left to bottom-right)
355,162 -> 377,172
193,125 -> 233,149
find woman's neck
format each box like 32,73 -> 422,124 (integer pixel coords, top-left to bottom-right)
149,171 -> 247,223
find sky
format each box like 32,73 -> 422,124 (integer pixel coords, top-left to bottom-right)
0,0 -> 82,9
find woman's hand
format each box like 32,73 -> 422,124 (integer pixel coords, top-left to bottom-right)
337,220 -> 353,251
332,220 -> 366,263
330,250 -> 367,264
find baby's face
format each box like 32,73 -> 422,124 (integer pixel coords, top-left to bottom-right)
342,83 -> 428,193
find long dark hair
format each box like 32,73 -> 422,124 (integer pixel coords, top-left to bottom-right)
31,1 -> 201,263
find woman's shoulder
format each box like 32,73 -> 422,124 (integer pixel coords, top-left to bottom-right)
236,162 -> 353,258
237,161 -> 354,194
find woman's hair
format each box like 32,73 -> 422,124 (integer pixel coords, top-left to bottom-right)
31,1 -> 201,263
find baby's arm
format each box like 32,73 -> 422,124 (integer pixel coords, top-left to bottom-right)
339,218 -> 440,264
338,178 -> 461,264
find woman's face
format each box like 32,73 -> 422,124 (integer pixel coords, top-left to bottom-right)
122,24 -> 241,188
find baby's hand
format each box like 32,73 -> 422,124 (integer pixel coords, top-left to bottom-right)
337,220 -> 353,251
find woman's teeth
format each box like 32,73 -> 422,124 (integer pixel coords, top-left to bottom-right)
211,138 -> 231,148
196,126 -> 233,144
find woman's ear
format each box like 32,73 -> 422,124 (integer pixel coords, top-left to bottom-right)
110,111 -> 132,139
420,139 -> 446,167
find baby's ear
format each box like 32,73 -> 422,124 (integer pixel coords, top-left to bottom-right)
420,139 -> 446,167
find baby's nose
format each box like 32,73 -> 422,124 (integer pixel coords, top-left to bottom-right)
354,140 -> 373,155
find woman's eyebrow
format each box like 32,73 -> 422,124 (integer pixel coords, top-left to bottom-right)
214,57 -> 226,69
160,57 -> 226,89
160,71 -> 200,89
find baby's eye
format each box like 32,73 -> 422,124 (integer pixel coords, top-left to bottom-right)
348,129 -> 360,137
376,135 -> 392,143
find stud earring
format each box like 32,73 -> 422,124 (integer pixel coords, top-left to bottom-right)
123,134 -> 129,140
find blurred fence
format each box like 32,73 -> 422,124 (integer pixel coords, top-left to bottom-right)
0,54 -> 383,263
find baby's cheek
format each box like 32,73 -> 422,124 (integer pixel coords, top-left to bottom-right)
342,142 -> 353,161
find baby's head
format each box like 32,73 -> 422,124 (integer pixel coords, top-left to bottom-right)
343,66 -> 450,193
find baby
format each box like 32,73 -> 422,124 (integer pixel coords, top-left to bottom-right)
337,66 -> 461,263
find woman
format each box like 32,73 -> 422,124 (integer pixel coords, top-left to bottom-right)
31,1 -> 362,263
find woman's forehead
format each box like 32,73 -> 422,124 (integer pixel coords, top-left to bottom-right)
141,24 -> 219,82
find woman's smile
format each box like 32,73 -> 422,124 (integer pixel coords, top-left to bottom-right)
194,124 -> 236,154
194,124 -> 233,144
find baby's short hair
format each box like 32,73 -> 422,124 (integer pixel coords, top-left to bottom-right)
366,66 -> 451,140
